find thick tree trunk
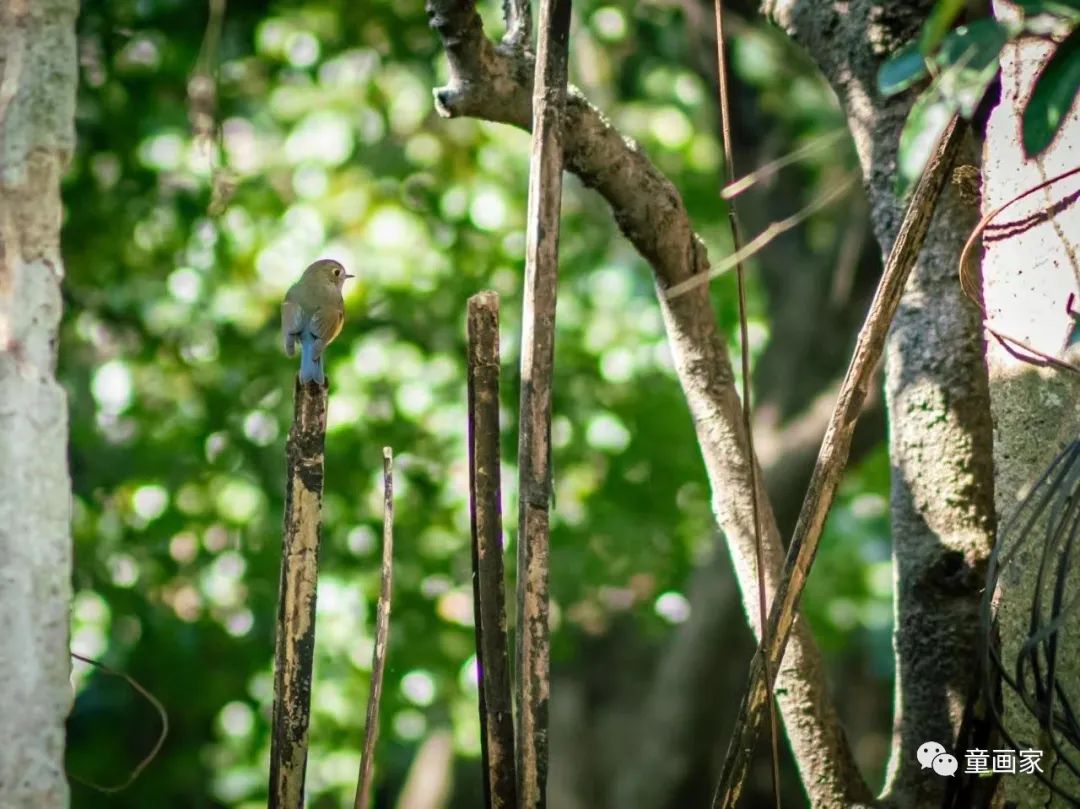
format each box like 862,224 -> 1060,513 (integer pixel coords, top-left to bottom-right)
0,1 -> 79,807
766,3 -> 998,806
982,7 -> 1080,804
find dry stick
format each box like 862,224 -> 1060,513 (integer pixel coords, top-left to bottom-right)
515,0 -> 571,806
711,2 -> 781,806
501,0 -> 531,49
712,115 -> 967,809
721,129 -> 846,200
467,292 -> 518,809
269,378 -> 328,809
665,177 -> 855,300
67,652 -> 169,794
353,448 -> 396,809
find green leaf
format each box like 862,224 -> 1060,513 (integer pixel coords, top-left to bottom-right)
1015,0 -> 1080,17
1023,28 -> 1080,157
879,40 -> 929,96
934,20 -> 1008,117
896,82 -> 955,196
921,0 -> 968,53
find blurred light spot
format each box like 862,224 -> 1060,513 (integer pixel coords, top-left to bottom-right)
203,551 -> 246,608
203,523 -> 230,553
650,107 -> 692,149
286,31 -> 320,68
851,493 -> 887,519
222,117 -> 258,173
218,701 -> 255,738
393,710 -> 426,741
171,584 -> 202,621
109,554 -> 139,588
459,655 -> 480,692
365,207 -> 417,250
168,267 -> 202,303
586,413 -> 631,452
319,49 -> 379,88
205,432 -> 229,463
436,590 -> 473,627
689,135 -> 721,171
256,18 -> 289,55
92,361 -> 132,413
655,591 -> 691,624
827,598 -> 859,630
405,133 -> 443,166
215,479 -> 263,523
347,526 -> 377,556
397,380 -> 434,418
90,153 -> 121,188
551,415 -> 572,449
420,575 -> 452,598
357,108 -> 386,144
293,164 -> 328,199
440,186 -> 469,220
176,483 -> 207,514
327,394 -> 362,431
138,132 -> 185,171
73,589 -> 110,624
600,347 -> 635,383
401,670 -> 436,706
243,411 -> 279,446
132,484 -> 169,522
674,74 -> 703,106
591,7 -> 627,41
285,111 -> 354,166
226,608 -> 255,637
470,187 -> 508,231
170,531 -> 199,564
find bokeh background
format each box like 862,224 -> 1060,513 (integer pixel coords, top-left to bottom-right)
63,0 -> 894,805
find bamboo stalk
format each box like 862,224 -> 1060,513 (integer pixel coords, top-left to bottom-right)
269,378 -> 328,809
353,448 -> 396,809
515,1 -> 571,805
467,292 -> 517,809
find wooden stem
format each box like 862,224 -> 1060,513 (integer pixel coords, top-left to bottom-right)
467,292 -> 517,809
353,448 -> 396,809
515,1 -> 570,805
269,378 -> 328,809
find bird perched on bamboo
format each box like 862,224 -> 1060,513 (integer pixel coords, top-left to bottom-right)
281,258 -> 353,385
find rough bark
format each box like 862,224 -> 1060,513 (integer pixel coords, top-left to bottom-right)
269,379 -> 328,808
467,292 -> 516,809
0,1 -> 78,807
982,8 -> 1080,804
426,1 -> 869,803
765,2 -> 998,806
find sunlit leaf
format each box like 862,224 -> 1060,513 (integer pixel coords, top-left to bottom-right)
935,20 -> 1008,117
878,40 -> 928,96
1023,28 -> 1080,157
896,82 -> 954,196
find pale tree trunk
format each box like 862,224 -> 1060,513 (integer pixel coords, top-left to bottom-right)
982,5 -> 1080,804
0,1 -> 78,807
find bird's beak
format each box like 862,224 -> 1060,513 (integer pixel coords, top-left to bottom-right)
345,273 -> 355,280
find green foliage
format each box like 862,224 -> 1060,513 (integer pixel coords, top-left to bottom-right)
63,1 -> 883,806
879,0 -> 1080,192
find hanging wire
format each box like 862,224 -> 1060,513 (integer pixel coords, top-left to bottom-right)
981,439 -> 1080,803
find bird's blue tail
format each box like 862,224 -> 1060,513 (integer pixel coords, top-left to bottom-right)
298,332 -> 325,384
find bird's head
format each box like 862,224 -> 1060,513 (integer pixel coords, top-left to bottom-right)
303,258 -> 354,291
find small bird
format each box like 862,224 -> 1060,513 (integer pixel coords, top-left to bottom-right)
281,258 -> 353,385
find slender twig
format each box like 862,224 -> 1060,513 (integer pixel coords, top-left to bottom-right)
711,2 -> 781,805
467,292 -> 517,809
666,175 -> 855,299
66,652 -> 169,793
269,378 -> 328,809
353,448 -> 396,809
958,164 -> 1080,376
712,115 -> 967,809
721,129 -> 846,200
515,1 -> 570,806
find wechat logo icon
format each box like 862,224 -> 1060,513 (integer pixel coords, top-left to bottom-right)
917,741 -> 957,776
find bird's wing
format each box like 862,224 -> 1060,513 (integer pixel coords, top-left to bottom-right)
281,300 -> 305,355
310,304 -> 344,346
